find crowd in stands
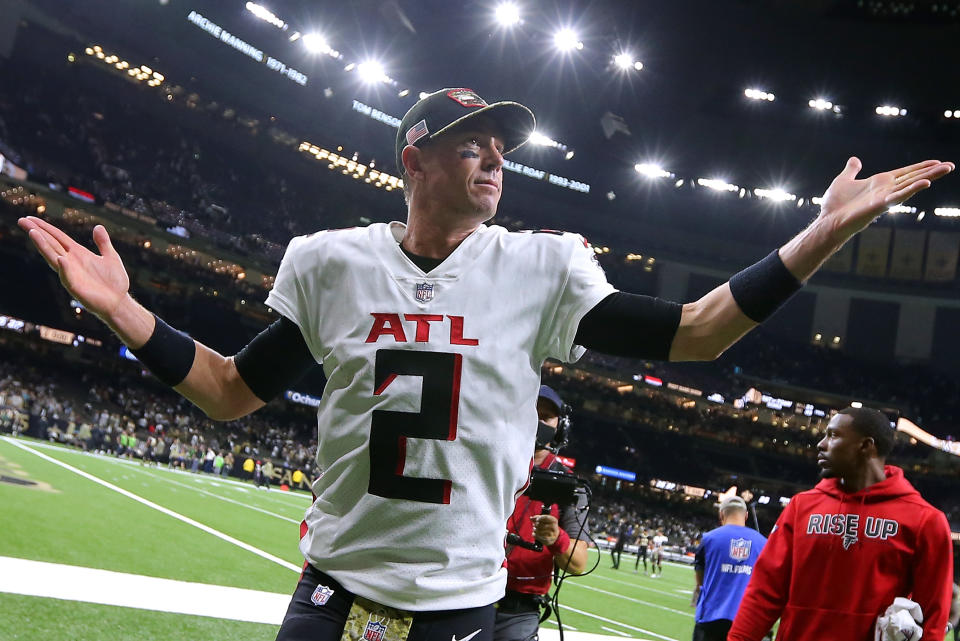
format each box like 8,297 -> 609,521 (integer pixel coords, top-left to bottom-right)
1,28 -> 958,564
588,489 -> 719,555
0,343 -> 318,485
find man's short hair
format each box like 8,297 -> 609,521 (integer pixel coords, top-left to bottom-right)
838,407 -> 896,457
719,496 -> 748,516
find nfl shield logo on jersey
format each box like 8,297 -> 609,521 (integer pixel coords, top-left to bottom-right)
363,618 -> 388,641
415,282 -> 434,302
310,583 -> 334,606
729,537 -> 752,561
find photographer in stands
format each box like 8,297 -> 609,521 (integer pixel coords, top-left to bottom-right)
495,386 -> 591,641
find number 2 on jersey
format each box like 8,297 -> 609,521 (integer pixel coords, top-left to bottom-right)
369,349 -> 461,504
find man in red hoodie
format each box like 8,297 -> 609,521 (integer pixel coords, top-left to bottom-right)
729,407 -> 954,641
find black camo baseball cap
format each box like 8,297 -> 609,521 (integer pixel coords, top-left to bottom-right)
395,87 -> 536,175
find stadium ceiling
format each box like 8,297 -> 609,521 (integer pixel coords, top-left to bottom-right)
15,0 -> 960,204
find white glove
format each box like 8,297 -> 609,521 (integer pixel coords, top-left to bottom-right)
875,597 -> 924,641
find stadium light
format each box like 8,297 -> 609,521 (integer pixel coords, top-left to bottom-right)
808,98 -> 833,111
245,2 -> 287,30
875,105 -> 907,117
565,150 -> 575,160
528,131 -> 556,147
554,28 -> 583,51
944,109 -> 960,119
302,32 -> 332,55
613,52 -> 642,71
697,178 -> 738,192
935,207 -> 960,217
357,61 -> 388,84
634,163 -> 673,179
886,204 -> 916,214
494,2 -> 521,27
744,88 -> 775,102
754,187 -> 797,202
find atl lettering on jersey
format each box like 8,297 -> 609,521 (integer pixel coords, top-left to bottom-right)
806,513 -> 900,550
365,314 -> 479,345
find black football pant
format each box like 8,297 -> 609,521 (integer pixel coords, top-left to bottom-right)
276,564 -> 496,641
692,619 -> 732,641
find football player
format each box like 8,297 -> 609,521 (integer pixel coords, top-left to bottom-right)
18,88 -> 953,641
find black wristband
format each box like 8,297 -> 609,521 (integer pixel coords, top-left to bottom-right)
130,314 -> 196,386
728,250 -> 802,323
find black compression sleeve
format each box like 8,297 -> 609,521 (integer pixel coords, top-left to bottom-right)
574,292 -> 683,361
234,316 -> 317,403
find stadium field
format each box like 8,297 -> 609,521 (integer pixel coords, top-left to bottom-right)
0,436 -> 700,641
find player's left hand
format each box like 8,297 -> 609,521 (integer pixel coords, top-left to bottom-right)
531,514 -> 560,547
819,157 -> 953,240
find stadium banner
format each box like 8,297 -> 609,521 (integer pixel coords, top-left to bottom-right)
855,227 -> 891,277
594,465 -> 636,481
888,229 -> 925,280
924,231 -> 959,282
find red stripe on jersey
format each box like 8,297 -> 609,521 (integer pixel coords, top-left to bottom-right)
299,490 -> 317,577
374,373 -> 397,395
396,437 -> 407,474
442,479 -> 452,504
448,353 -> 462,440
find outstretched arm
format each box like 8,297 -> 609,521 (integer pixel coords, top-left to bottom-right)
18,216 -> 266,421
669,157 -> 953,361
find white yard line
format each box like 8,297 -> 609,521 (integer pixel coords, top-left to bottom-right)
127,465 -> 302,524
602,626 -> 633,637
558,604 -> 679,641
2,437 -> 302,573
0,558 -> 632,641
590,574 -> 691,600
0,556 -> 290,625
565,583 -> 693,618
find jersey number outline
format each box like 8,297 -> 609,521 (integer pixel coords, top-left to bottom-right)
368,349 -> 461,504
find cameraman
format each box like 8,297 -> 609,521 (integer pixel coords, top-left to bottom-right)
494,385 -> 591,641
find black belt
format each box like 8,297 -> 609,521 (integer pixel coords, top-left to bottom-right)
497,591 -> 546,614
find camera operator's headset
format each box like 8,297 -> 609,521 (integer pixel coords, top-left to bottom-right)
548,407 -> 571,453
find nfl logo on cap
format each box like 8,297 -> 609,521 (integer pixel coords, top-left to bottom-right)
363,618 -> 388,641
310,583 -> 334,606
728,537 -> 752,562
415,282 -> 434,303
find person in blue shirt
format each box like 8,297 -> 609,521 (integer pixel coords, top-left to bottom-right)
691,496 -> 767,641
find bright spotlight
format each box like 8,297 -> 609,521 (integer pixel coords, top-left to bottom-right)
528,131 -> 553,146
302,33 -> 331,54
876,105 -> 906,117
357,61 -> 387,84
744,88 -> 775,102
494,2 -> 521,27
554,28 -> 583,52
419,91 -> 429,100
614,53 -> 633,69
808,98 -> 833,111
634,163 -> 673,179
565,150 -> 575,160
754,187 -> 797,202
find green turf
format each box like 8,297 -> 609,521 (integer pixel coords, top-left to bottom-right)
1,436 -> 703,641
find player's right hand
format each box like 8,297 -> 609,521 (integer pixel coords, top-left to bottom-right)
18,216 -> 130,321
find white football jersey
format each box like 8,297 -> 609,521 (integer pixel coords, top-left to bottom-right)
653,534 -> 668,550
265,221 -> 615,610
